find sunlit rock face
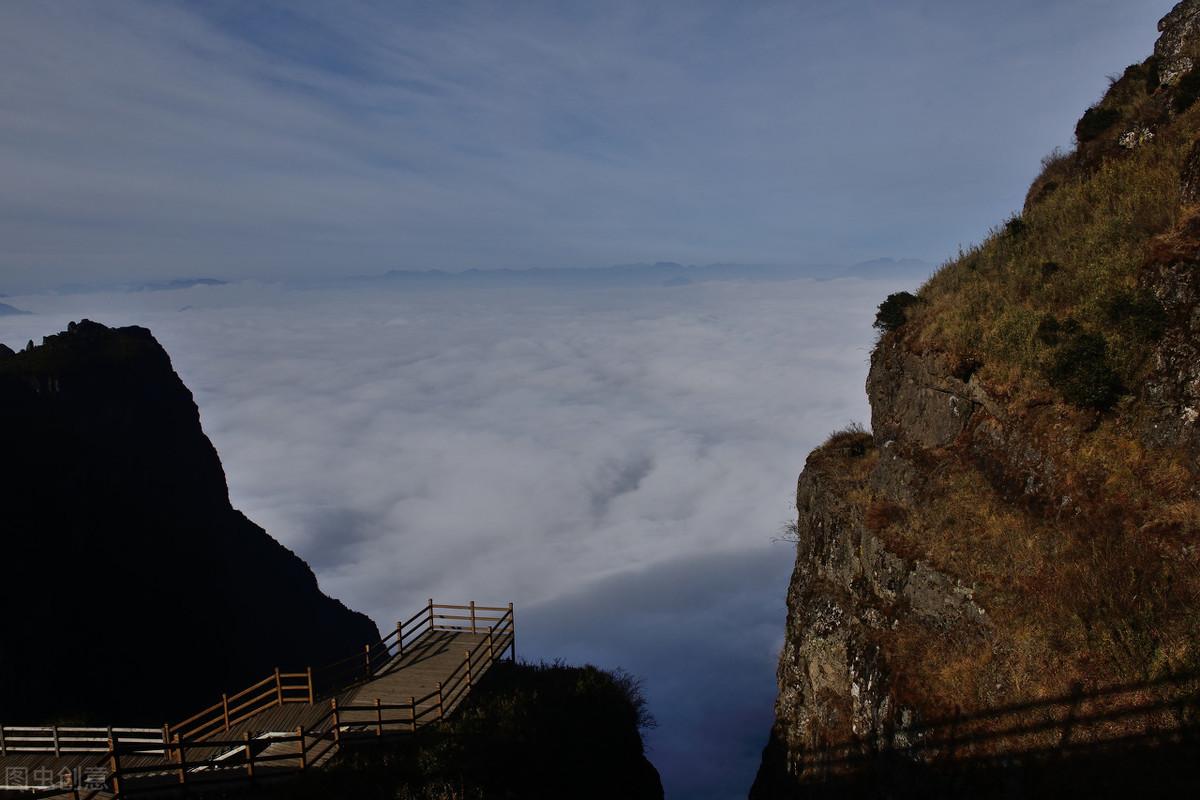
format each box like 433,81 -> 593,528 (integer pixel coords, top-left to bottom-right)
1157,0 -> 1200,85
0,320 -> 379,724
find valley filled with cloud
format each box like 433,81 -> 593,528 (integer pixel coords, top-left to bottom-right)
1,274 -> 901,797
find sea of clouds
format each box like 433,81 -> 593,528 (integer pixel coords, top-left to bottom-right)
0,275 -> 908,798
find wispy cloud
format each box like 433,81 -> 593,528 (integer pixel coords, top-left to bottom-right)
0,0 -> 1171,290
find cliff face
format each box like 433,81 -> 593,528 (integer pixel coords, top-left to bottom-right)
0,320 -> 379,723
753,3 -> 1200,797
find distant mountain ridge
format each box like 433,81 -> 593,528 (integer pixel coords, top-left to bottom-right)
367,258 -> 931,288
0,301 -> 31,315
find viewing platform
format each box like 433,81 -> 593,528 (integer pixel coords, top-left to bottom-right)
0,601 -> 515,799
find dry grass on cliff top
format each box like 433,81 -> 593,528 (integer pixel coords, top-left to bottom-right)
910,112 -> 1191,391
892,69 -> 1200,683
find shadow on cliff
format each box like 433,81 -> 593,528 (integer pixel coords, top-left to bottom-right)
751,670 -> 1200,799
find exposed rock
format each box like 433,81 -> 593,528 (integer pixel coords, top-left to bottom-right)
1182,138 -> 1200,203
866,346 -> 981,449
1140,256 -> 1200,453
1118,126 -> 1155,149
1157,0 -> 1200,85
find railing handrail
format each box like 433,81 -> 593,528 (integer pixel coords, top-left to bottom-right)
167,600 -> 514,742
5,600 -> 515,796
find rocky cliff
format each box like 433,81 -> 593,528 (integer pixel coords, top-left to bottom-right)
753,3 -> 1200,797
0,320 -> 379,723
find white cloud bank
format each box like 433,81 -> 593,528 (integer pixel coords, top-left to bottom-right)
0,276 -> 895,798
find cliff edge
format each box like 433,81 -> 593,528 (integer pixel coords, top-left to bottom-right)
753,3 -> 1200,797
0,320 -> 379,723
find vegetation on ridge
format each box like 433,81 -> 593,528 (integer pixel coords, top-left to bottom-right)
861,53 -> 1200,702
262,660 -> 662,800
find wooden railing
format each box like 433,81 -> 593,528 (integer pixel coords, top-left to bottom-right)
169,668 -> 313,742
2,601 -> 515,799
0,725 -> 164,757
95,601 -> 516,797
168,600 -> 514,742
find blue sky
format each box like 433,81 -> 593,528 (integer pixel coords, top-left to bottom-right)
0,0 -> 1175,292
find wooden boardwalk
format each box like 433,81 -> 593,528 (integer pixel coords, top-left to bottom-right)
0,601 -> 514,799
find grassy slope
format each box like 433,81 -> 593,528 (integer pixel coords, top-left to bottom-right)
859,57 -> 1200,714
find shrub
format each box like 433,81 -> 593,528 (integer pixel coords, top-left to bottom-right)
1075,106 -> 1121,142
1004,215 -> 1028,236
823,422 -> 871,456
874,291 -> 920,333
1045,332 -> 1123,410
1035,315 -> 1062,346
1174,68 -> 1200,113
1144,56 -> 1162,94
1103,289 -> 1167,343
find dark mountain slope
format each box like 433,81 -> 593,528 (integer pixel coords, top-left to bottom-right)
0,320 -> 378,724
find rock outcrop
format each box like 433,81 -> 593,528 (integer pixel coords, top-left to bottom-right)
753,4 -> 1200,797
1158,0 -> 1200,85
0,320 -> 379,723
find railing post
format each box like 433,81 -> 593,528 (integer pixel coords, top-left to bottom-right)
364,643 -> 372,678
275,667 -> 284,706
108,736 -> 121,797
174,733 -> 188,784
222,692 -> 231,731
52,724 -> 60,757
161,723 -> 171,757
428,598 -> 434,631
470,601 -> 477,633
244,731 -> 255,779
465,650 -> 473,689
410,696 -> 417,732
331,698 -> 341,744
397,619 -> 405,658
296,725 -> 307,771
375,698 -> 383,737
306,666 -> 315,704
0,724 -> 6,756
437,682 -> 445,720
509,602 -> 516,661
487,625 -> 495,663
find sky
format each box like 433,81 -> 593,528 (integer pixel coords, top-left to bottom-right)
0,1 -> 1184,798
0,0 -> 1176,292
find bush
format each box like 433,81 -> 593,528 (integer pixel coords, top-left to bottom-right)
1004,215 -> 1028,236
1174,68 -> 1200,113
1045,332 -> 1123,410
1076,106 -> 1121,142
823,422 -> 871,456
1103,289 -> 1166,343
874,291 -> 920,333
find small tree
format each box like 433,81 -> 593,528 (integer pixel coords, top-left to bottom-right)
1075,105 -> 1120,142
874,291 -> 919,333
1046,332 -> 1122,410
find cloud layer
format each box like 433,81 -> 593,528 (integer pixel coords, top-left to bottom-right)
2,276 -> 894,797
